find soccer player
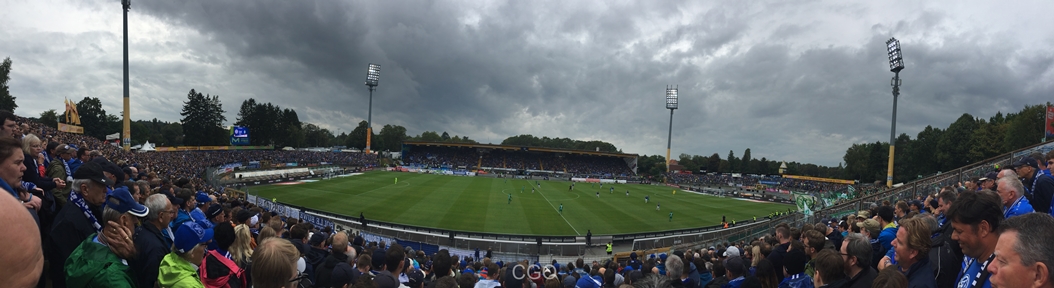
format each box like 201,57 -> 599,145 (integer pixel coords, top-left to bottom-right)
669,212 -> 673,222
596,192 -> 600,198
645,195 -> 649,203
559,204 -> 563,213
625,190 -> 629,196
508,194 -> 512,204
568,185 -> 572,191
656,203 -> 660,211
610,187 -> 614,193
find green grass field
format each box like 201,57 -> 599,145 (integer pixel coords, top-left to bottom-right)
248,171 -> 792,236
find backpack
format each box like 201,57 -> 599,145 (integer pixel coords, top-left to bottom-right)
201,250 -> 248,288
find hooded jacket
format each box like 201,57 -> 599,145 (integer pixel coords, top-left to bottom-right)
315,251 -> 351,288
64,234 -> 136,288
158,252 -> 206,288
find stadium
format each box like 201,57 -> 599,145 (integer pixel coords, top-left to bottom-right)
5,1 -> 1054,287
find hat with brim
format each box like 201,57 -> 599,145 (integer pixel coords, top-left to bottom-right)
174,221 -> 213,254
1013,157 -> 1038,169
73,161 -> 114,187
106,186 -> 149,217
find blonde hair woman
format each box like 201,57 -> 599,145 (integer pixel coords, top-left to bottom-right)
231,224 -> 255,270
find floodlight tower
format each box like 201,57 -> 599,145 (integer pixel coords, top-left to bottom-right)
885,38 -> 905,188
364,63 -> 380,153
121,0 -> 131,151
665,86 -> 678,172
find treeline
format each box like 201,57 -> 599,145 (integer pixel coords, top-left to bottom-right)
500,134 -> 620,152
844,104 -> 1048,184
636,149 -> 844,178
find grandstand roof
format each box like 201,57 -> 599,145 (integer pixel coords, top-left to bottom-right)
402,141 -> 639,158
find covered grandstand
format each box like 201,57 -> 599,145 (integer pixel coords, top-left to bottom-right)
400,141 -> 640,181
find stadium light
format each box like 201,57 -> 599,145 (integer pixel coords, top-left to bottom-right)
122,0 -> 132,151
665,85 -> 677,173
884,38 -> 904,188
364,63 -> 380,153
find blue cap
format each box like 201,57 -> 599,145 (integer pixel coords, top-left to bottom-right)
106,187 -> 149,217
659,253 -> 668,260
196,192 -> 212,204
174,221 -> 214,254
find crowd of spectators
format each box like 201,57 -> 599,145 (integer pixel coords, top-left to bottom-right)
665,173 -> 858,195
404,146 -> 634,179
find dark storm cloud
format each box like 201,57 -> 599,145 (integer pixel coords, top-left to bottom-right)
5,0 -> 1053,166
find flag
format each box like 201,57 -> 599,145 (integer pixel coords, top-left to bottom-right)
106,133 -> 120,140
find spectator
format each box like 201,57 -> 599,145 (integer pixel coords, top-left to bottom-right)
997,177 -> 1035,218
768,226 -> 792,281
170,188 -> 196,229
752,258 -> 779,288
779,248 -> 811,288
307,232 -> 331,284
870,267 -> 908,288
1012,156 -> 1054,214
802,230 -> 825,277
22,134 -> 65,198
254,237 -> 304,288
876,206 -> 897,251
841,234 -> 877,288
988,213 -> 1054,288
855,219 -> 883,270
158,221 -> 213,288
132,193 -> 177,288
889,217 -> 936,288
0,110 -> 19,138
201,223 -> 247,287
68,147 -> 89,173
0,191 -> 44,287
46,145 -> 75,204
47,161 -> 113,288
65,186 -> 147,287
945,190 -> 1002,288
979,172 -> 998,192
1,136 -> 40,210
810,249 -> 845,288
376,243 -> 406,288
192,192 -> 214,228
317,232 -> 354,288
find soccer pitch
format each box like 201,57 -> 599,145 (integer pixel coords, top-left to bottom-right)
248,171 -> 793,236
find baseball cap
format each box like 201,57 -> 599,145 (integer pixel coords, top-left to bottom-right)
659,253 -> 668,261
979,171 -> 998,181
722,246 -> 740,257
1013,157 -> 1038,169
165,191 -> 185,207
857,219 -> 881,235
206,204 -> 224,219
330,262 -> 356,287
309,232 -> 328,247
406,268 -> 425,287
174,221 -> 214,254
235,209 -> 256,224
72,161 -> 114,187
195,192 -> 211,204
372,248 -> 387,269
856,210 -> 871,219
724,256 -> 746,276
106,186 -> 149,217
91,157 -> 125,184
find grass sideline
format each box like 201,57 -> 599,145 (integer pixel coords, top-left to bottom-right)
248,171 -> 792,236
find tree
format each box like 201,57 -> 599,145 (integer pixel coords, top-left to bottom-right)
707,153 -> 721,173
75,97 -> 112,140
1003,104 -> 1046,150
378,124 -> 408,152
741,148 -> 752,174
935,113 -> 979,171
441,131 -> 450,141
726,150 -> 737,173
346,121 -> 374,149
416,131 -> 443,142
39,109 -> 58,128
179,89 -> 227,146
0,57 -> 16,112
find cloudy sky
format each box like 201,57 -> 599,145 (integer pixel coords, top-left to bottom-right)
3,0 -> 1052,166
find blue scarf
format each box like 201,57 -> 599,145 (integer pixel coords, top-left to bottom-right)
69,189 -> 102,233
0,179 -> 16,199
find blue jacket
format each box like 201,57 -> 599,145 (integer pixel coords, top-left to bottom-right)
171,209 -> 192,229
1004,196 -> 1034,219
879,225 -> 898,251
68,158 -> 84,173
904,257 -> 937,288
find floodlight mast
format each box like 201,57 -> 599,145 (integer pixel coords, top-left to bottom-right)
666,85 -> 678,173
885,38 -> 904,188
122,0 -> 131,151
365,63 -> 380,153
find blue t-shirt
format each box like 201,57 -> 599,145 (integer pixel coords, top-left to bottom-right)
955,256 -> 993,288
879,225 -> 898,251
778,273 -> 814,288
